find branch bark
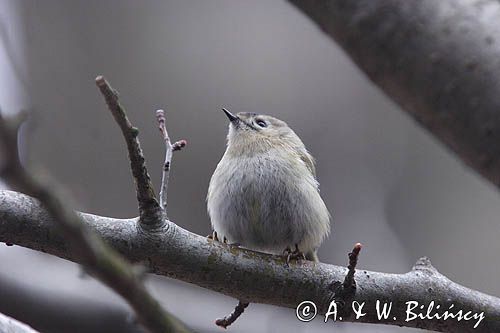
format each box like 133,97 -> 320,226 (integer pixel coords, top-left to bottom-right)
288,0 -> 500,188
0,190 -> 498,332
0,312 -> 40,333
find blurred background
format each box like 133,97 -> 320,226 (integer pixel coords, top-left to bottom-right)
0,1 -> 499,332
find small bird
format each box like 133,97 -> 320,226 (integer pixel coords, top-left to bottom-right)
207,109 -> 330,262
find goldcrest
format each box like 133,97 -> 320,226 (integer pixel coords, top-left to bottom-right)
207,109 -> 330,261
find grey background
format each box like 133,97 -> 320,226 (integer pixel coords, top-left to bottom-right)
0,1 -> 499,332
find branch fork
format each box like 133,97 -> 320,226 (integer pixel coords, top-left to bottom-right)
0,77 -> 191,332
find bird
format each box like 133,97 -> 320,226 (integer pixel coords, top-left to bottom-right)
207,108 -> 330,262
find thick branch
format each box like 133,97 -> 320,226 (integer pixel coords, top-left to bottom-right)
0,313 -> 40,333
288,0 -> 500,188
95,76 -> 162,227
1,190 -> 498,332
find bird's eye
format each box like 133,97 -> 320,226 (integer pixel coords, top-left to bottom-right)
255,119 -> 267,128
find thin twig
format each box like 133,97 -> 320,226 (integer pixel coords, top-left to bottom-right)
215,301 -> 249,329
0,112 -> 190,333
155,109 -> 186,214
95,76 -> 162,227
156,109 -> 172,212
343,242 -> 362,289
327,242 -> 363,319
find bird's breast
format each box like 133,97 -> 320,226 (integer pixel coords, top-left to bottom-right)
208,151 -> 324,253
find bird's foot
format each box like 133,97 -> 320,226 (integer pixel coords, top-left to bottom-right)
207,231 -> 239,246
283,244 -> 306,266
207,230 -> 220,242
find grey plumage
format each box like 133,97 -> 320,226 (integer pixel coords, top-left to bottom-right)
207,110 -> 330,261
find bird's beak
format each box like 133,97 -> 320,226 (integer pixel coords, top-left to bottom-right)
222,108 -> 239,123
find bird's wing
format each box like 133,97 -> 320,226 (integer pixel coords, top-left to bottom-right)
299,149 -> 316,178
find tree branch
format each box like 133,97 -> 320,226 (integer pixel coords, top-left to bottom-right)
0,312 -> 40,333
288,0 -> 500,189
1,69 -> 497,332
0,190 -> 498,332
0,113 -> 189,333
155,109 -> 186,216
95,76 -> 163,228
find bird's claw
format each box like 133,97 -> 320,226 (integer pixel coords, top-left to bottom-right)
283,244 -> 305,266
207,231 -> 220,242
208,231 -> 237,246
